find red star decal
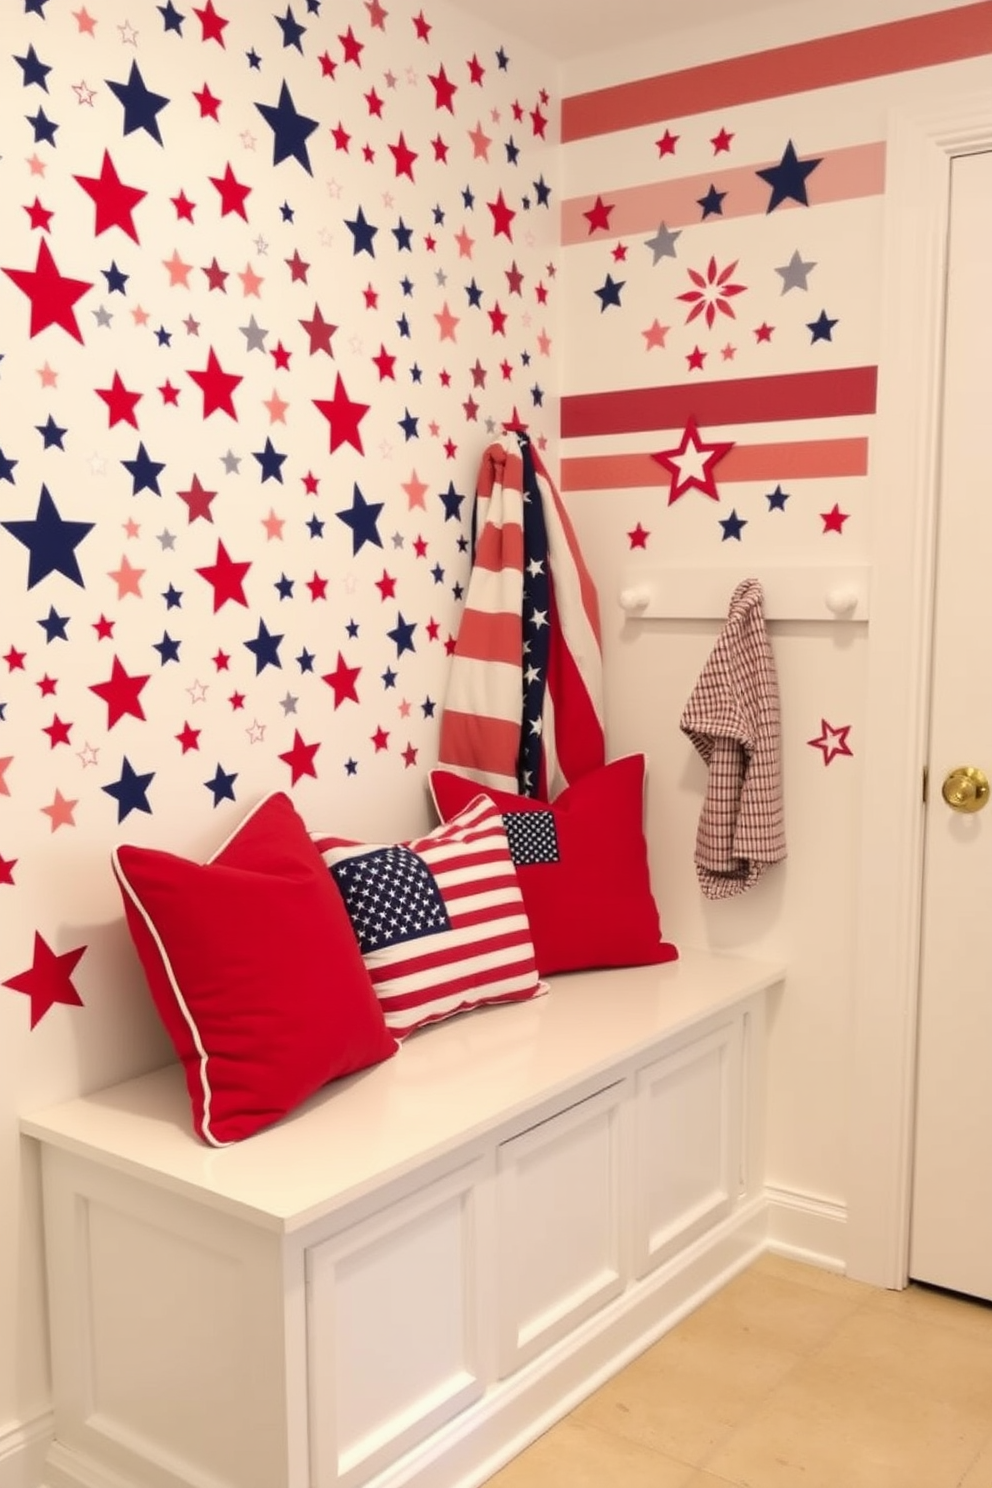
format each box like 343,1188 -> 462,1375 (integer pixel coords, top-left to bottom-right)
202,257 -> 228,292
176,474 -> 217,523
371,725 -> 390,751
279,730 -> 320,785
488,301 -> 508,335
285,249 -> 309,283
467,53 -> 485,84
366,0 -> 387,26
209,162 -> 251,220
0,854 -> 17,886
4,932 -> 85,1029
187,346 -> 242,419
431,134 -> 449,162
339,25 -> 363,63
711,127 -> 734,152
73,151 -> 146,242
821,504 -> 849,533
89,655 -> 149,729
96,371 -> 142,429
488,189 -> 515,241
754,322 -> 774,342
93,616 -> 114,640
402,743 -> 418,768
322,652 -> 361,707
194,0 -> 228,45
300,303 -> 337,356
530,105 -> 547,138
372,344 -> 396,380
171,190 -> 196,221
24,197 -> 53,232
656,129 -> 679,155
4,648 -> 26,672
375,570 -> 397,599
808,719 -> 854,765
193,82 -> 222,119
195,539 -> 251,611
429,63 -> 457,112
319,51 -> 337,78
313,374 -> 369,455
2,238 -> 92,342
583,194 -> 614,234
651,417 -> 735,505
306,572 -> 328,601
213,650 -> 230,671
628,522 -> 650,548
412,9 -> 431,40
388,132 -> 418,180
37,674 -> 57,697
175,722 -> 200,753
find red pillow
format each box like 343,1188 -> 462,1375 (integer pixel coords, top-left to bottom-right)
111,792 -> 397,1145
429,756 -> 678,976
312,795 -> 545,1038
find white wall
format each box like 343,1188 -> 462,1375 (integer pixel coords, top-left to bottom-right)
0,0 -> 559,1470
558,0 -> 992,1263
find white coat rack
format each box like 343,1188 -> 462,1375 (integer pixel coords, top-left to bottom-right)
618,566 -> 871,623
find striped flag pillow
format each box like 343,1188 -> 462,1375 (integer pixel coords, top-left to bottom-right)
312,795 -> 545,1038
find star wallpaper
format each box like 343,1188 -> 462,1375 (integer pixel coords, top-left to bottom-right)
0,0 -> 557,1030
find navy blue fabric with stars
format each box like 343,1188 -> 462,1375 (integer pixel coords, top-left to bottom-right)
330,845 -> 450,954
515,431 -> 551,797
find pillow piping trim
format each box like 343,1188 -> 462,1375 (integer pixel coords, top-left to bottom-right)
110,790 -> 284,1148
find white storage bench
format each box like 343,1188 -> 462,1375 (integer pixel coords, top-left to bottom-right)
22,949 -> 783,1488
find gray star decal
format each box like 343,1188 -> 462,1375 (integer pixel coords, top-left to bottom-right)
776,249 -> 816,293
644,222 -> 681,264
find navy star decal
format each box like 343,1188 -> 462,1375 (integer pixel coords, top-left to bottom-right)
255,80 -> 318,173
2,484 -> 93,589
106,62 -> 169,144
757,140 -> 822,212
336,483 -> 383,554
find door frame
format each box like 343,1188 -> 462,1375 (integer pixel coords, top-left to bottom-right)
846,95 -> 992,1289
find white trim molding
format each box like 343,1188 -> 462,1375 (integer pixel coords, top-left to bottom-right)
0,1412 -> 54,1488
847,96 -> 992,1290
764,1186 -> 847,1275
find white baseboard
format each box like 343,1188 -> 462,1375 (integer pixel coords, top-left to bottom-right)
765,1183 -> 848,1274
0,1413 -> 53,1488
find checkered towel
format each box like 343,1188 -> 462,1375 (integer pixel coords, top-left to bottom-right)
680,578 -> 786,899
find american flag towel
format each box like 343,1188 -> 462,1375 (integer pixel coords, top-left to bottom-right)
438,430 -> 605,800
680,578 -> 787,899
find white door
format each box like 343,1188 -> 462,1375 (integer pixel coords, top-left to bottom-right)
909,149 -> 992,1302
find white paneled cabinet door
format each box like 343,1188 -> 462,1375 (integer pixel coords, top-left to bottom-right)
909,149 -> 992,1303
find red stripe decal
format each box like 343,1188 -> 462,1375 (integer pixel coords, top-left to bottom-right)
562,367 -> 878,438
562,3 -> 992,142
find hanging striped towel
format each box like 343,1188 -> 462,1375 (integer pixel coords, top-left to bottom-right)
438,431 -> 605,800
680,578 -> 787,898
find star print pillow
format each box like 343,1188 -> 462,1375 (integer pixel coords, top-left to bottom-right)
311,795 -> 545,1039
429,755 -> 678,976
112,792 -> 397,1146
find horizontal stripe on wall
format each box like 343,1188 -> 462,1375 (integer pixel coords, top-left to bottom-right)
561,438 -> 869,491
561,367 -> 878,438
562,1 -> 992,142
561,142 -> 885,243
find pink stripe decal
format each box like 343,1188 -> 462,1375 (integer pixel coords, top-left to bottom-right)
561,438 -> 869,491
562,3 -> 992,142
562,143 -> 886,244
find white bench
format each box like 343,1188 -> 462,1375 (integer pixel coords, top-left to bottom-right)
22,949 -> 783,1488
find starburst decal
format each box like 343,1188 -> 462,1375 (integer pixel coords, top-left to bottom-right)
677,257 -> 747,329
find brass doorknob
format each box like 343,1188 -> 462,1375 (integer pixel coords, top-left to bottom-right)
941,766 -> 990,813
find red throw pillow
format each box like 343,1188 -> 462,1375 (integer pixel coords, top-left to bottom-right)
429,755 -> 678,976
312,794 -> 545,1039
112,792 -> 397,1145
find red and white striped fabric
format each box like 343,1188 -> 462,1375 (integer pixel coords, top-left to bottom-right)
438,435 -> 605,800
312,795 -> 544,1038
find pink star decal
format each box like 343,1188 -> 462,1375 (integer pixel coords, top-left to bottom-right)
652,417 -> 735,505
808,719 -> 853,765
0,757 -> 12,794
4,932 -> 86,1029
41,789 -> 78,832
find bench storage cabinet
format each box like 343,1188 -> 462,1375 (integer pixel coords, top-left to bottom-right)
23,950 -> 782,1488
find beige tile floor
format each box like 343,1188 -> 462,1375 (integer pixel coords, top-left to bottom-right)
484,1253 -> 992,1488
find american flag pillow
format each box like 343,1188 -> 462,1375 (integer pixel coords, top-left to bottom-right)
312,795 -> 544,1038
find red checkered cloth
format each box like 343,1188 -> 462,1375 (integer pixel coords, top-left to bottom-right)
680,578 -> 787,899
